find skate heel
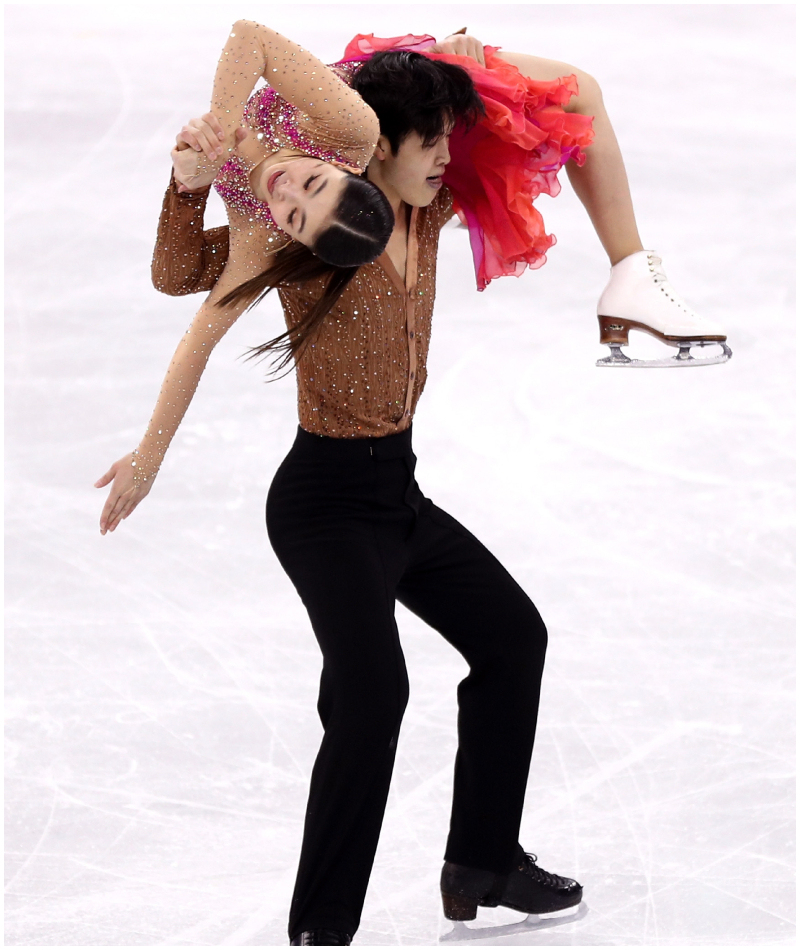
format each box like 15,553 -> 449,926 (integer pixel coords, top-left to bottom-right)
442,891 -> 478,921
598,314 -> 631,346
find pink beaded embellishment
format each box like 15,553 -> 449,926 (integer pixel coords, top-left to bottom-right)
214,64 -> 365,227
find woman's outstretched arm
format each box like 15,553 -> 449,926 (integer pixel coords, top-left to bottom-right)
97,215 -> 277,534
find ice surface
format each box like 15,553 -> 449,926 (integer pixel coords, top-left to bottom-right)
5,4 -> 795,946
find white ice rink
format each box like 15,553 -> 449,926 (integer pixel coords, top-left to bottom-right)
4,4 -> 796,946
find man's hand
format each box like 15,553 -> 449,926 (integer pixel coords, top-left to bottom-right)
171,113 -> 248,193
431,31 -> 486,66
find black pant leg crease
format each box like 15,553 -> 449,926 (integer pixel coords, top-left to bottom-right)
397,501 -> 548,875
267,438 -> 414,938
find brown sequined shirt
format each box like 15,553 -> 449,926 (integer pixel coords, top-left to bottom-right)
136,19 -> 454,487
153,177 -> 454,437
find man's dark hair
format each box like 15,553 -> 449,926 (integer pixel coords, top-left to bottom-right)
352,50 -> 485,154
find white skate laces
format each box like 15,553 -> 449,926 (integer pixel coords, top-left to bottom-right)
648,254 -> 693,313
595,250 -> 732,368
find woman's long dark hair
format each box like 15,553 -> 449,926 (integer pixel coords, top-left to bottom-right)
218,173 -> 393,371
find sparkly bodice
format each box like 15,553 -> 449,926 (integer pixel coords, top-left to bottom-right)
214,63 -> 367,228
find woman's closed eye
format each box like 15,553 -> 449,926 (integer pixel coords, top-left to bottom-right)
287,175 -> 326,231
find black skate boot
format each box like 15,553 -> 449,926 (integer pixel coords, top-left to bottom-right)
289,930 -> 352,946
441,846 -> 582,920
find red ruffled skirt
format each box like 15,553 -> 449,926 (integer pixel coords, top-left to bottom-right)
339,34 -> 594,291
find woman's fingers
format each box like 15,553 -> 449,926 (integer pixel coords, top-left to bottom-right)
112,499 -> 133,528
121,497 -> 142,520
177,126 -> 213,156
100,483 -> 129,533
201,112 -> 225,141
433,33 -> 486,66
196,125 -> 222,158
173,114 -> 228,179
98,453 -> 146,535
99,491 -> 121,535
94,465 -> 116,489
191,114 -> 225,157
102,488 -> 137,534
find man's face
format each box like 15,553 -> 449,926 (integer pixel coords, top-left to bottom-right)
373,130 -> 451,208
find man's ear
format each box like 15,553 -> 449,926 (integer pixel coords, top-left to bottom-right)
373,134 -> 392,161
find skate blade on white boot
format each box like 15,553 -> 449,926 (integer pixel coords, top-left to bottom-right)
595,251 -> 733,368
596,317 -> 733,369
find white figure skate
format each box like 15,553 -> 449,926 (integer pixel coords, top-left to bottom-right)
596,250 -> 732,367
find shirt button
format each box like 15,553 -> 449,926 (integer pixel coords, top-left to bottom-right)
409,331 -> 415,339
410,371 -> 415,379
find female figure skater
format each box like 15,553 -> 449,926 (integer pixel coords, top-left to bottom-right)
161,29 -> 731,368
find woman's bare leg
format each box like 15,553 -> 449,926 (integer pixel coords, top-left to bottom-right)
498,51 -> 644,265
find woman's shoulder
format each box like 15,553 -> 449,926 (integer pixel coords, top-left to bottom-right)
246,86 -> 369,172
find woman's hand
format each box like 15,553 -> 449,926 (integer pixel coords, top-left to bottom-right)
431,31 -> 486,66
172,113 -> 248,193
95,454 -> 154,535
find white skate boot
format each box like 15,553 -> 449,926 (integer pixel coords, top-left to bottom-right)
596,250 -> 732,367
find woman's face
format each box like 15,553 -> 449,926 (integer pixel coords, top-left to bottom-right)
252,158 -> 349,244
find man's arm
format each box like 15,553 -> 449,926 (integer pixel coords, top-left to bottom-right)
151,114 -> 244,296
151,174 -> 230,296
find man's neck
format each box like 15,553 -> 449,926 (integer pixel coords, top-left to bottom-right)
367,162 -> 411,278
366,162 -> 405,221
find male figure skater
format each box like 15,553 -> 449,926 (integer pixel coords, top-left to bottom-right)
150,36 -> 582,946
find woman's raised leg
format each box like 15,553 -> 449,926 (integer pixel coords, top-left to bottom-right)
498,51 -> 731,365
498,51 -> 643,265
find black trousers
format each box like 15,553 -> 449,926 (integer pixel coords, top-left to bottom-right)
267,427 -> 548,939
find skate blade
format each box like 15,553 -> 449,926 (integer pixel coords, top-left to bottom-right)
440,901 -> 588,942
596,341 -> 732,368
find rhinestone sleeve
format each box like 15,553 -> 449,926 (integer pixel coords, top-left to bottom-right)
199,20 -> 378,192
